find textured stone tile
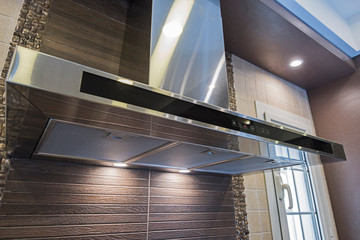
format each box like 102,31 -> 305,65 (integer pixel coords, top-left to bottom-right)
0,14 -> 16,44
0,0 -> 23,17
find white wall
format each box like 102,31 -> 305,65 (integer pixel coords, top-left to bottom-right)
348,12 -> 360,51
296,0 -> 359,51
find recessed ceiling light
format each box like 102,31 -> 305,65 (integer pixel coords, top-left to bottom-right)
162,21 -> 183,38
289,59 -> 303,67
113,163 -> 128,167
179,169 -> 191,173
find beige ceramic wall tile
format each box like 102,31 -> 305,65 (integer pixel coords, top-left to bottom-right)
249,139 -> 261,156
0,0 -> 23,17
0,42 -> 9,70
249,233 -> 262,240
256,173 -> 266,190
232,54 -> 244,72
262,232 -> 273,240
245,75 -> 256,90
233,70 -> 247,101
0,14 -> 16,44
247,211 -> 262,233
260,211 -> 271,232
245,189 -> 260,210
236,99 -> 249,116
257,190 -> 269,210
256,90 -> 268,104
244,60 -> 255,78
243,173 -> 257,189
247,101 -> 257,118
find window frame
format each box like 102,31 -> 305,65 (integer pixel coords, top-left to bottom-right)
255,100 -> 337,240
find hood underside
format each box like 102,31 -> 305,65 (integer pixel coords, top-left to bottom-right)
5,47 -> 345,175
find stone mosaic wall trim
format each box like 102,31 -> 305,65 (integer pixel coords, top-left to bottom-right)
0,0 -> 51,203
226,52 -> 249,239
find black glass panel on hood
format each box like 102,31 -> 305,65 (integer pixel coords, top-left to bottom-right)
80,71 -> 333,155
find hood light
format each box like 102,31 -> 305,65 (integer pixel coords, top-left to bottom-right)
289,59 -> 303,68
113,163 -> 128,167
179,169 -> 191,173
117,78 -> 134,85
163,21 -> 183,38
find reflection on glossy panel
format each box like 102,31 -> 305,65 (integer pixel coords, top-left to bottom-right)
150,0 -> 229,108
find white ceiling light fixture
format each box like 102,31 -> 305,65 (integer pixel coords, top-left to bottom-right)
162,21 -> 183,38
178,169 -> 191,173
113,162 -> 128,167
289,59 -> 303,67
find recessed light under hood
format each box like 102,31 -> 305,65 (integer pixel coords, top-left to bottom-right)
5,47 -> 345,175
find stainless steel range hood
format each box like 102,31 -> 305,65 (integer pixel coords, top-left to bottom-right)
6,46 -> 346,174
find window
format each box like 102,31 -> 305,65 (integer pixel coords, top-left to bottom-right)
256,101 -> 337,240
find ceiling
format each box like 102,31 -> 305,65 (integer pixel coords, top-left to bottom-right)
327,0 -> 360,19
278,0 -> 360,55
220,0 -> 357,90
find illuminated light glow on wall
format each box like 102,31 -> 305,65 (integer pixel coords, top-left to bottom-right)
149,0 -> 195,88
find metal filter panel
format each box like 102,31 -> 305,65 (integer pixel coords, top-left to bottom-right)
36,120 -> 171,163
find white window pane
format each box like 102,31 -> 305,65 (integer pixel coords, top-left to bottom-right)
292,163 -> 306,170
302,214 -> 319,240
294,170 -> 314,212
289,148 -> 301,160
281,146 -> 289,158
287,215 -> 303,240
275,145 -> 288,158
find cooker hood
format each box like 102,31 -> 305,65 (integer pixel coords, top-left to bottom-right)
6,46 -> 346,175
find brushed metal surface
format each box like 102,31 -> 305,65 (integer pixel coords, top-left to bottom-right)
196,156 -> 297,174
5,46 -> 346,174
36,119 -> 171,163
7,46 -> 346,161
150,0 -> 229,108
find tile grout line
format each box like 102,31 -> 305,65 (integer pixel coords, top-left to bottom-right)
146,169 -> 151,240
